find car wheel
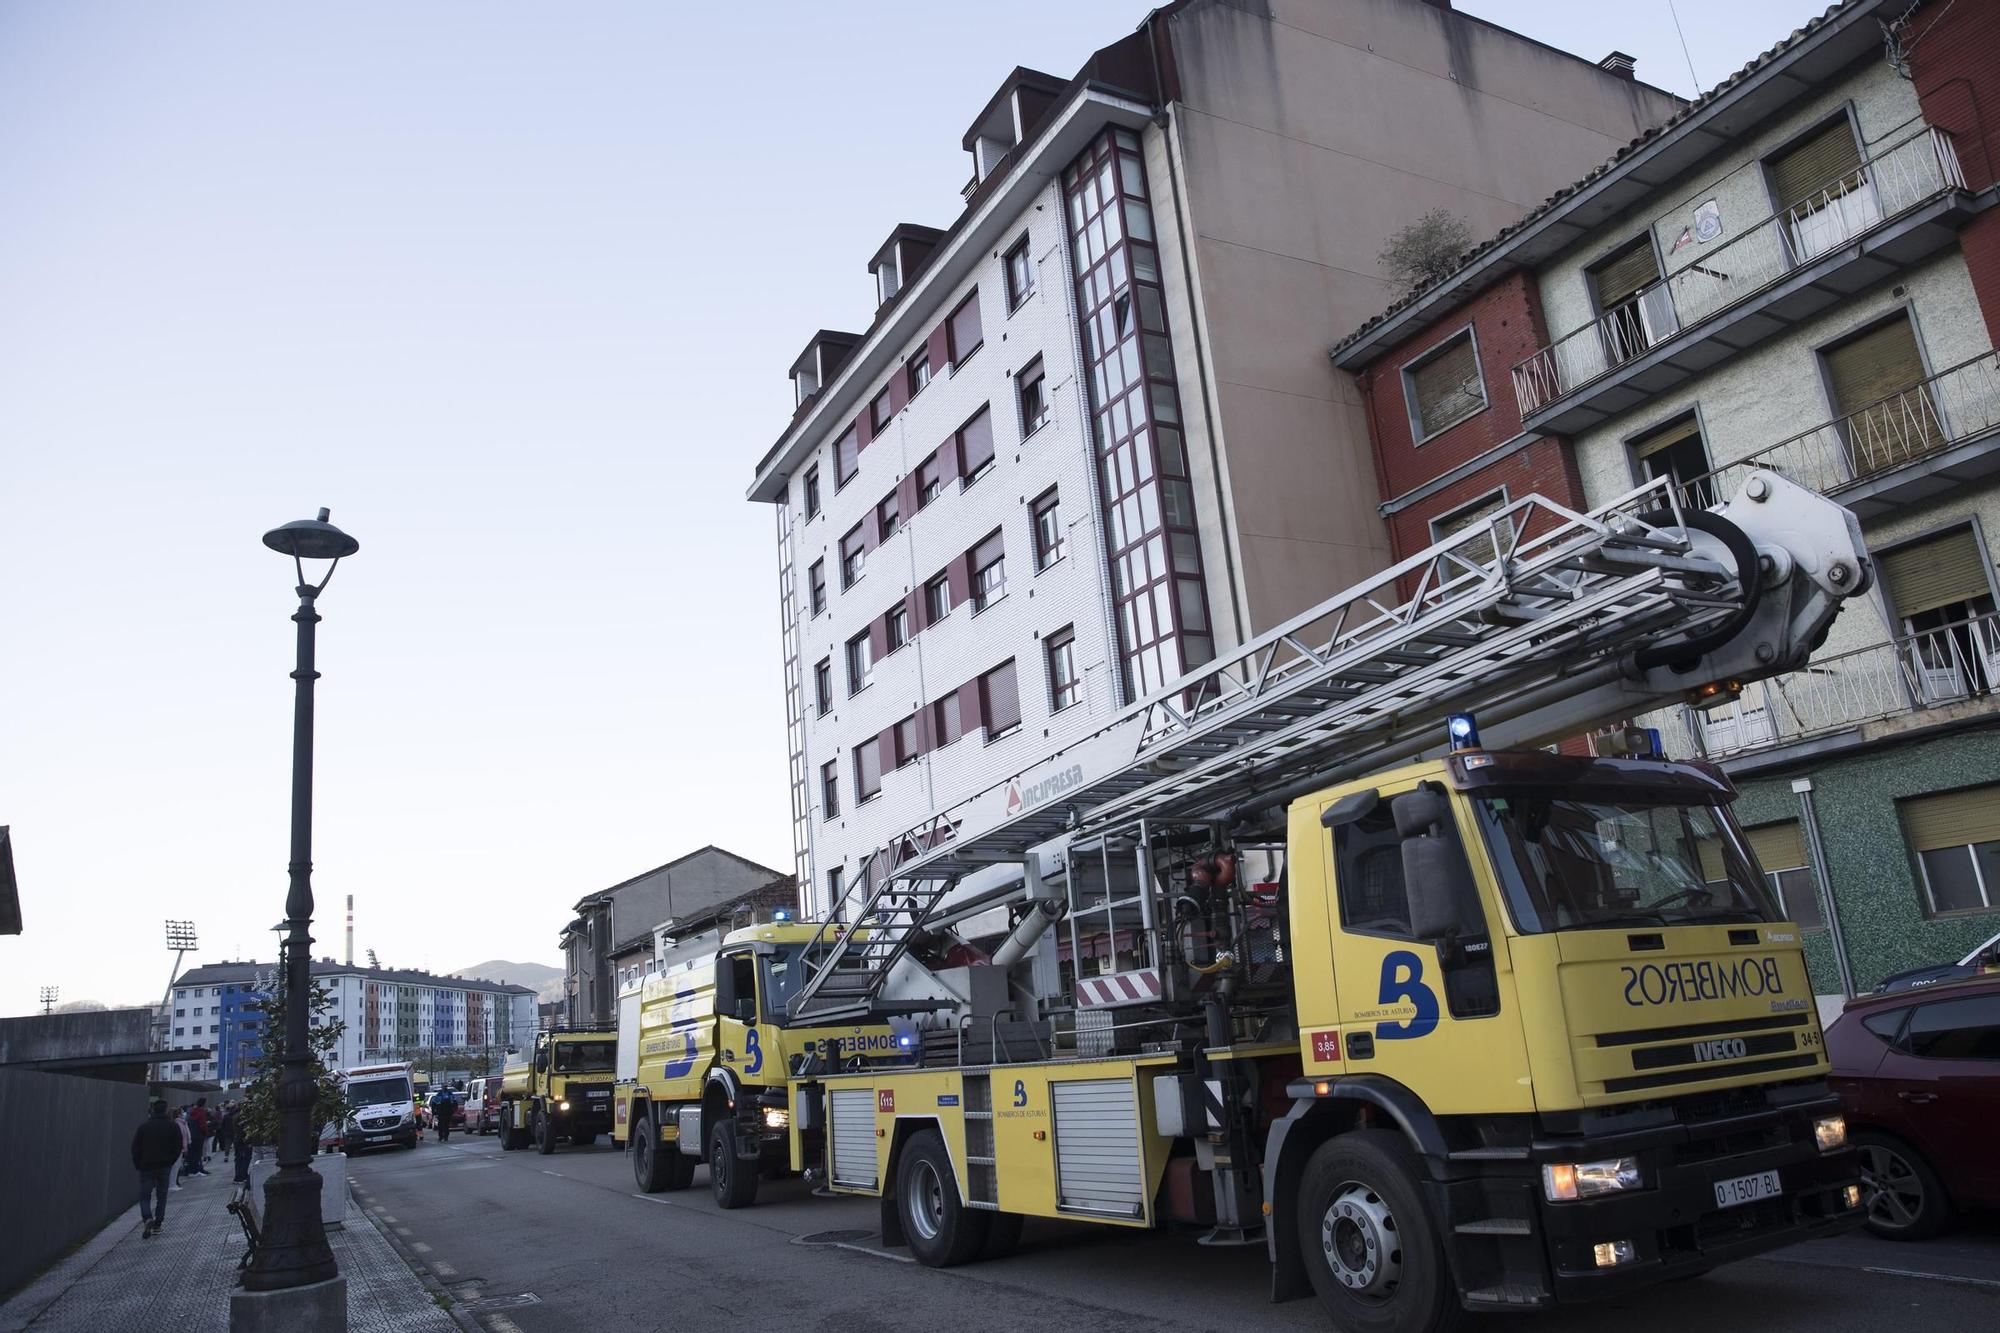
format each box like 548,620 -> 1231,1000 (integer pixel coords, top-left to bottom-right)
1856,1132 -> 1951,1240
1297,1130 -> 1462,1333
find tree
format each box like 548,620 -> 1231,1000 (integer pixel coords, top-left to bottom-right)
53,999 -> 107,1013
1378,208 -> 1473,293
238,975 -> 348,1147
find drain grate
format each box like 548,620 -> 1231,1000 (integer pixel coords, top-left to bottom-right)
795,1229 -> 875,1245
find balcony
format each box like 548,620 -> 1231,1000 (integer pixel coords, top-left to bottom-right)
1676,350 -> 2000,519
1513,128 -> 1981,435
1683,611 -> 2000,764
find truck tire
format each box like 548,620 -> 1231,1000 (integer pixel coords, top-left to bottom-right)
708,1117 -> 759,1209
896,1128 -> 989,1267
1297,1129 -> 1461,1333
535,1109 -> 556,1156
633,1117 -> 671,1193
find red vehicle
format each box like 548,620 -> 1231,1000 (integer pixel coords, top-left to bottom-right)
1826,974 -> 2000,1239
465,1077 -> 500,1135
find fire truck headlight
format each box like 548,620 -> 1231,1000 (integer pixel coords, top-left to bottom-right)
1814,1114 -> 1847,1152
763,1107 -> 790,1131
558,1101 -> 570,1112
1543,1158 -> 1640,1201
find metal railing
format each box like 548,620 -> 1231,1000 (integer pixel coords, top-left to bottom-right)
1675,350 -> 2000,505
1687,610 -> 2000,758
1515,127 -> 1967,416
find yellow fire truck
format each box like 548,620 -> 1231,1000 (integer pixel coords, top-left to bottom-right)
610,919 -> 915,1206
497,1027 -> 617,1153
769,474 -> 1873,1332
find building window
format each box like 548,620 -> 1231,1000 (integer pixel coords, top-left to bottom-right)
870,387 -> 896,437
1005,235 -> 1034,310
932,691 -> 963,747
846,631 -> 873,694
886,603 -> 909,652
840,524 -> 866,589
1768,115 -> 1874,261
1032,488 -> 1063,570
808,560 -> 827,616
854,740 -> 883,802
916,453 -> 945,507
1821,313 -> 1937,475
907,348 -> 931,397
1430,489 -> 1513,570
1402,330 -> 1486,442
948,290 -> 983,365
1588,235 -> 1672,366
981,660 -> 1021,738
834,426 -> 859,489
1740,822 -> 1824,932
813,658 -> 832,715
802,465 -> 821,521
878,492 -> 901,541
1017,356 -> 1048,437
925,573 -> 953,624
1901,784 -> 2000,916
1875,525 -> 1997,701
1630,414 -> 1713,508
957,406 -> 995,484
820,759 -> 839,817
971,531 -> 1006,611
894,714 -> 921,768
1046,625 -> 1079,711
826,865 -> 844,914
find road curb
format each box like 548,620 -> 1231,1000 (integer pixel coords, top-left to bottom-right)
349,1183 -> 484,1333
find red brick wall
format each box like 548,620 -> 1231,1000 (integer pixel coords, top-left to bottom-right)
1907,0 -> 2000,345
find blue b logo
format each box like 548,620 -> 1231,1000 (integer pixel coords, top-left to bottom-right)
1012,1079 -> 1027,1108
743,1027 -> 763,1076
1375,950 -> 1440,1040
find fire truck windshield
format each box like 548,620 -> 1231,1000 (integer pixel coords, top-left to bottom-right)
552,1041 -> 615,1073
1474,794 -> 1784,934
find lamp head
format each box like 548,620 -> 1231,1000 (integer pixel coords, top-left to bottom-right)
264,508 -> 358,592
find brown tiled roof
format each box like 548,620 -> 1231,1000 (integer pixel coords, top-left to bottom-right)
1332,0 -> 1862,360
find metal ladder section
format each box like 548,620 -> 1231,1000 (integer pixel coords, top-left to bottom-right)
787,476 -> 1738,1020
961,1072 -> 998,1209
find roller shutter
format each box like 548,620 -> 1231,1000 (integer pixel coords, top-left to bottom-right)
1591,237 -> 1660,310
1408,335 -> 1484,438
1900,785 -> 2000,852
828,1089 -> 879,1189
1051,1078 -> 1145,1218
1745,821 -> 1809,873
1825,317 -> 1926,418
1768,119 -> 1865,209
1879,527 -> 1991,619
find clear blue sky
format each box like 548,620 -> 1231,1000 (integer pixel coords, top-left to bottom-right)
0,0 -> 1826,1015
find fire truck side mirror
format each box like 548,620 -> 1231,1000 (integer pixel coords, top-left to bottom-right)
533,1052 -> 549,1073
1394,788 -> 1463,941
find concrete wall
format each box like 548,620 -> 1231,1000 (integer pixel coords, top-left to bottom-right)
0,1067 -> 150,1298
0,1008 -> 153,1065
1165,0 -> 1683,633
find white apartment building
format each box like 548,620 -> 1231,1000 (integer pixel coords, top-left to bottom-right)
161,958 -> 537,1084
748,0 -> 1684,917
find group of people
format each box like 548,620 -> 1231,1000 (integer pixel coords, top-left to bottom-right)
128,1095 -> 250,1239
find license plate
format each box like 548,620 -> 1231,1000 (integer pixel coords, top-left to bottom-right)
1713,1169 -> 1781,1209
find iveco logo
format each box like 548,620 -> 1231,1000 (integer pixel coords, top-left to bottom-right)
1693,1038 -> 1748,1063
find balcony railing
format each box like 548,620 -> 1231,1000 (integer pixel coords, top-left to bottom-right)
1515,127 -> 1968,416
1674,349 -> 2000,507
1686,610 -> 2000,759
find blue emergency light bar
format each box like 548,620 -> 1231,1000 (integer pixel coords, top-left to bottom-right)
772,908 -> 793,922
1447,713 -> 1480,751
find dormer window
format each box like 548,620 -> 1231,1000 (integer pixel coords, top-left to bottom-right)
875,255 -> 902,305
794,365 -> 820,407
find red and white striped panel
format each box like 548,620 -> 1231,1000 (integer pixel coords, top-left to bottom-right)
1075,968 -> 1163,1009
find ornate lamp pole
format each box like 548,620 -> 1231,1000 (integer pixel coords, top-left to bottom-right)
242,508 -> 357,1295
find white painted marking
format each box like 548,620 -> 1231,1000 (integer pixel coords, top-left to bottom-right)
489,1316 -> 524,1333
394,1226 -> 412,1236
539,1170 -> 563,1177
379,1214 -> 397,1224
431,1261 -> 457,1278
829,1241 -> 913,1265
1862,1266 -> 2000,1290
412,1241 -> 432,1254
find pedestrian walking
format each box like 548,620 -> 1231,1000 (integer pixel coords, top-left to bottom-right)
171,1107 -> 191,1189
184,1096 -> 211,1177
132,1097 -> 181,1238
430,1087 -> 456,1142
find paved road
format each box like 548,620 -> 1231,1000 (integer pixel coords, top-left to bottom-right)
347,1132 -> 1999,1333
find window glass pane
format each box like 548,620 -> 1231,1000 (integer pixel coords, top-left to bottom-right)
1177,578 -> 1208,633
1127,201 -> 1154,243
1919,846 -> 1984,914
1119,152 -> 1145,197
1130,244 -> 1158,284
1977,840 -> 2000,902
1157,427 -> 1185,476
1904,996 -> 2000,1060
1151,384 -> 1180,424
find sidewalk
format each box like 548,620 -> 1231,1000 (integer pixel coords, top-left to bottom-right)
0,1153 -> 458,1332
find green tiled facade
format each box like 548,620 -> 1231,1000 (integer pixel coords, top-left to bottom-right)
1729,721 -> 2000,994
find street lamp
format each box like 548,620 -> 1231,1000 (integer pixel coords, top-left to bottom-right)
242,508 -> 356,1298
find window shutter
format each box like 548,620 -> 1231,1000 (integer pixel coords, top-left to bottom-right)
958,407 -> 995,476
1434,491 -> 1514,567
1745,822 -> 1808,873
1900,785 -> 2000,852
949,291 -> 983,363
1879,526 -> 1990,618
1825,317 -> 1926,417
1409,335 -> 1483,438
1768,119 -> 1864,210
926,321 -> 952,377
1632,415 -> 1703,461
1591,237 -> 1660,310
983,660 -> 1021,735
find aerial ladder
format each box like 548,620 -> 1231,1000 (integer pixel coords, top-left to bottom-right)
786,470 -> 1868,1023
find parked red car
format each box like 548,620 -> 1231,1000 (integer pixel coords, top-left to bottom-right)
1826,974 -> 2000,1239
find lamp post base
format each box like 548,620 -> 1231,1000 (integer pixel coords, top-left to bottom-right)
229,1275 -> 347,1333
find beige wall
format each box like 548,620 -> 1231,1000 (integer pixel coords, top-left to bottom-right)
1163,0 -> 1683,634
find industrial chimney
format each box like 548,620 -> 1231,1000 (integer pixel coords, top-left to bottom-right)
346,894 -> 355,966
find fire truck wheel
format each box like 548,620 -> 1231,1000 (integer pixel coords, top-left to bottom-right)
897,1129 -> 989,1267
709,1118 -> 760,1209
535,1110 -> 556,1155
633,1118 -> 670,1193
1297,1130 -> 1461,1333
